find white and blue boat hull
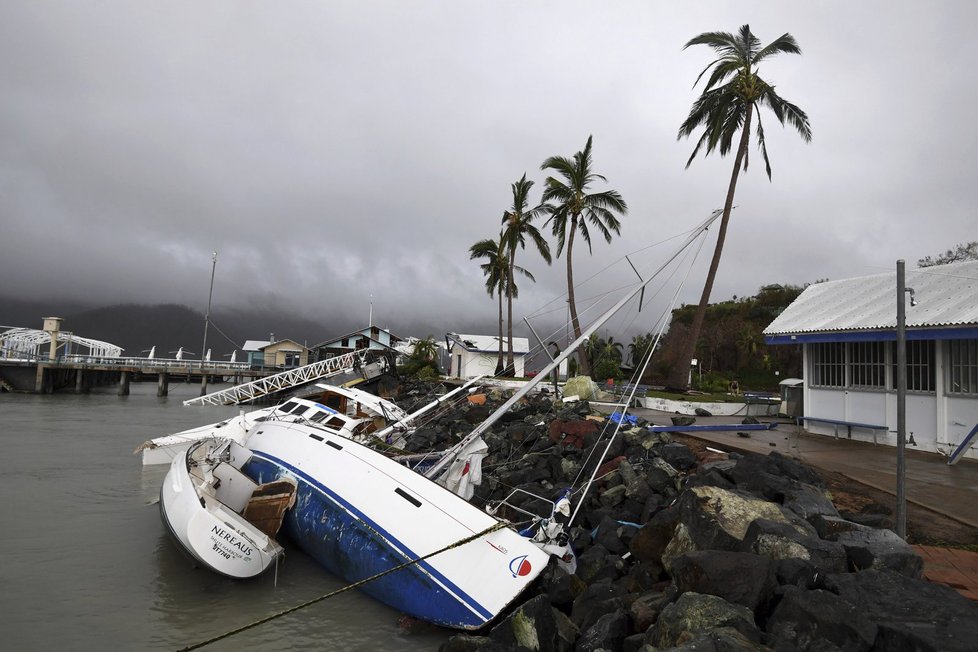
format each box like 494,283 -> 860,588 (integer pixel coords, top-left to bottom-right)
242,421 -> 549,630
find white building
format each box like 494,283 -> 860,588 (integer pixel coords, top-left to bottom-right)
763,260 -> 978,461
447,333 -> 529,378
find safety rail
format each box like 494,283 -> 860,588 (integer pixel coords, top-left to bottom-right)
184,349 -> 373,407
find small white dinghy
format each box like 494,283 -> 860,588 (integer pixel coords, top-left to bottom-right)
159,438 -> 297,579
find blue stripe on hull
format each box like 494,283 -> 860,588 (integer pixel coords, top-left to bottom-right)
243,455 -> 490,629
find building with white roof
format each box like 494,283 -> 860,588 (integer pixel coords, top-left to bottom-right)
446,333 -> 530,378
763,260 -> 978,460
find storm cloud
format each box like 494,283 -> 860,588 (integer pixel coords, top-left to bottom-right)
1,2 -> 975,342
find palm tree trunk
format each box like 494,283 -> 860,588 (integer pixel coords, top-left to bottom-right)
496,288 -> 504,375
669,103 -> 754,388
566,214 -> 590,376
505,250 -> 516,376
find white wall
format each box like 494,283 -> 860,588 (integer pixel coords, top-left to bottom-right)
802,342 -> 977,460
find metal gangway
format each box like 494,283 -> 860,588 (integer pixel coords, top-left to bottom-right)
184,349 -> 374,407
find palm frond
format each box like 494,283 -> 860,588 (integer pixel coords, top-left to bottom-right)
755,110 -> 772,179
754,33 -> 802,63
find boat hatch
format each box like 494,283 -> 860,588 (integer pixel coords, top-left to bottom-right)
394,487 -> 422,508
242,479 -> 297,538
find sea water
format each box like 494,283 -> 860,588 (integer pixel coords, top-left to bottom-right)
0,382 -> 449,651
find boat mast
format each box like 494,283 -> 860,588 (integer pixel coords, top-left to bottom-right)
425,210 -> 722,479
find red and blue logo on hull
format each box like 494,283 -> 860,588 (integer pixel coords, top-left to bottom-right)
509,554 -> 531,577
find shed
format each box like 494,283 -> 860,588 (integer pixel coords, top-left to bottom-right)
446,333 -> 529,378
763,260 -> 978,460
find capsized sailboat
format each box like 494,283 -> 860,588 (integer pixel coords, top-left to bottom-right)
157,377 -> 486,579
161,211 -> 722,625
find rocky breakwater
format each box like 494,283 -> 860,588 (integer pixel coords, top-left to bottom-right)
398,383 -> 978,652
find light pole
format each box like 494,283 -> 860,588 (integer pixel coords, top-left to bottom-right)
895,259 -> 917,539
200,252 -> 218,396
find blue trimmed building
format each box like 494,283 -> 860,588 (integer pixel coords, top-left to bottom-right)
763,260 -> 978,460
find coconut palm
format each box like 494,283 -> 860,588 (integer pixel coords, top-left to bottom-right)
469,235 -> 507,375
469,233 -> 535,376
541,136 -> 628,376
501,174 -> 551,376
669,24 -> 812,388
629,332 -> 655,367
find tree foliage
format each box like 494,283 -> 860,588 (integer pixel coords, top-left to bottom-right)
669,24 -> 811,388
655,284 -> 805,390
918,241 -> 978,267
400,335 -> 441,377
542,136 -> 627,376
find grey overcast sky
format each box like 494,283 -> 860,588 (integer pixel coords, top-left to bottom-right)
1,2 -> 975,342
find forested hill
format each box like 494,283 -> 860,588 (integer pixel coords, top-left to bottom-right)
654,284 -> 806,390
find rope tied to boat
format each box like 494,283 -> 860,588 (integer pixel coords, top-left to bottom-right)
177,519 -> 513,651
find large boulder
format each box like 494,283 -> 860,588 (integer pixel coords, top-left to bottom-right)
824,570 -> 978,652
669,550 -> 778,614
765,585 -> 877,651
649,592 -> 760,648
740,518 -> 848,574
573,610 -> 630,652
487,593 -> 559,652
830,528 -> 923,577
570,578 -> 629,632
672,486 -> 792,554
658,442 -> 698,471
548,419 -> 599,449
780,482 -> 840,522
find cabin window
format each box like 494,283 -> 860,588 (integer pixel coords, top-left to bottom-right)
290,402 -> 309,414
848,342 -> 886,389
889,340 -> 935,392
308,411 -> 329,423
278,401 -> 299,413
947,339 -> 978,395
810,342 -> 846,388
324,416 -> 347,429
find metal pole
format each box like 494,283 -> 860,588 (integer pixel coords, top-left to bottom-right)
895,259 -> 907,539
200,252 -> 217,396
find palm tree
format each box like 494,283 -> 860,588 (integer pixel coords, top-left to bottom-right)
669,24 -> 812,388
629,332 -> 654,367
541,136 -> 628,377
412,336 -> 439,365
469,233 -> 535,376
469,235 -> 507,375
501,174 -> 551,376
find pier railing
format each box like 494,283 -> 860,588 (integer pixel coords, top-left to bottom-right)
183,349 -> 373,407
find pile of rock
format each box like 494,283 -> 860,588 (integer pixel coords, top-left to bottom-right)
391,381 -> 977,652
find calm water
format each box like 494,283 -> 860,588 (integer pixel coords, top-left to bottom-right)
0,382 -> 450,651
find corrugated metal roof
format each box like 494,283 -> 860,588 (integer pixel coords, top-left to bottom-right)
448,333 -> 530,354
764,260 -> 978,335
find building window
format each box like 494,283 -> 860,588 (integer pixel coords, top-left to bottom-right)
890,341 -> 935,392
810,342 -> 846,387
947,339 -> 978,395
849,342 -> 886,388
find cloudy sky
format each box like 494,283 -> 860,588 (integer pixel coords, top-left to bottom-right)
1,2 -> 975,344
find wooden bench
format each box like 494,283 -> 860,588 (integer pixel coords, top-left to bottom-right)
797,416 -> 889,445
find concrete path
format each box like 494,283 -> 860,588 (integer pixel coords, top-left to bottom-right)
630,408 -> 978,528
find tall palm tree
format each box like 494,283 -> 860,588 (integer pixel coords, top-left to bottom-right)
669,25 -> 812,388
541,136 -> 628,377
501,173 -> 551,376
469,233 -> 535,376
470,235 -> 507,374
